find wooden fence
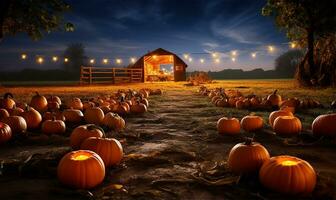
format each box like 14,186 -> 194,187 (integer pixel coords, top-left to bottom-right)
80,66 -> 143,84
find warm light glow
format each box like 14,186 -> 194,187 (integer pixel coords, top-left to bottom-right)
153,55 -> 157,59
188,57 -> 192,62
103,58 -> 108,64
215,58 -> 220,63
231,50 -> 237,56
72,154 -> 90,161
116,58 -> 122,64
231,57 -> 236,62
183,54 -> 189,59
212,52 -> 217,58
37,57 -> 44,64
251,53 -> 256,58
64,58 -> 69,63
21,54 -> 27,59
200,58 -> 204,63
290,42 -> 297,49
130,57 -> 136,63
281,160 -> 298,166
268,45 -> 274,52
90,59 -> 95,64
52,56 -> 58,62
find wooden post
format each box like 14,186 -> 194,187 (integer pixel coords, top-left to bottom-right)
89,67 -> 92,84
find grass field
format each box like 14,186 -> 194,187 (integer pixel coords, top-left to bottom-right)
0,79 -> 335,199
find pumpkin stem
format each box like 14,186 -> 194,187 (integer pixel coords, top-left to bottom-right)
273,89 -> 278,95
35,91 -> 40,96
87,124 -> 106,137
4,92 -> 14,99
244,137 -> 254,145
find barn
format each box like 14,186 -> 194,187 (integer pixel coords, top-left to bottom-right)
131,48 -> 187,82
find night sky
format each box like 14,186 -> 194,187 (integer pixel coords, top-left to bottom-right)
0,0 -> 291,72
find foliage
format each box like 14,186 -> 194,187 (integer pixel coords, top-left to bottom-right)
262,0 -> 336,87
0,0 -> 74,41
63,43 -> 86,77
275,50 -> 304,77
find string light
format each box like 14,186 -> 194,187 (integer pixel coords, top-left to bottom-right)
130,57 -> 136,63
21,54 -> 27,60
153,55 -> 157,59
64,57 -> 69,63
231,57 -> 236,62
52,56 -> 58,62
37,57 -> 44,64
200,58 -> 204,63
116,58 -> 122,64
183,54 -> 189,59
212,52 -> 217,58
103,58 -> 108,64
215,58 -> 220,63
251,53 -> 257,58
90,59 -> 95,64
231,50 -> 237,56
188,57 -> 192,62
268,45 -> 274,52
290,42 -> 297,49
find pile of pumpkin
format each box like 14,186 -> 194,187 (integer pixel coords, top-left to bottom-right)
0,88 -> 163,144
198,86 -> 323,111
218,111 -> 335,195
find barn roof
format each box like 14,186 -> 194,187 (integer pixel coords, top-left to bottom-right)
131,48 -> 187,68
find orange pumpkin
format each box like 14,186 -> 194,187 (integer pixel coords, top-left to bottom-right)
273,116 -> 302,137
216,98 -> 229,107
217,117 -> 240,135
139,89 -> 149,98
259,156 -> 316,195
8,105 -> 24,116
112,103 -> 129,115
68,98 -> 83,110
47,101 -> 60,111
235,100 -> 245,109
41,118 -> 66,135
268,110 -> 294,127
312,113 -> 336,137
63,108 -> 83,124
30,92 -> 48,112
47,96 -> 62,105
1,116 -> 27,135
267,90 -> 282,107
102,112 -> 125,131
150,89 -> 163,95
240,115 -> 263,132
21,107 -> 42,129
0,122 -> 12,144
43,111 -> 65,121
228,139 -> 270,173
70,124 -> 105,149
0,108 -> 9,120
57,150 -> 105,189
84,107 -> 104,125
130,102 -> 147,114
83,101 -> 95,110
81,137 -> 123,167
0,93 -> 16,110
139,97 -> 149,107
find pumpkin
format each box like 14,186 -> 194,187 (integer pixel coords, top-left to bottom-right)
240,115 -> 263,132
47,101 -> 60,111
312,113 -> 336,137
8,105 -> 24,116
139,89 -> 149,98
139,97 -> 149,107
81,137 -> 123,167
0,108 -> 9,120
235,100 -> 245,109
41,118 -> 66,135
57,150 -> 105,189
216,98 -> 229,107
280,98 -> 300,108
21,106 -> 42,129
99,105 -> 111,114
70,124 -> 105,149
0,122 -> 12,144
267,90 -> 282,107
228,98 -> 237,107
30,92 -> 48,112
1,116 -> 27,135
130,102 -> 147,114
83,101 -> 95,110
43,111 -> 65,121
268,110 -> 294,127
259,155 -> 316,195
150,89 -> 163,95
273,116 -> 302,137
16,102 -> 27,110
63,108 -> 83,123
250,97 -> 260,107
211,95 -> 221,104
84,107 -> 104,125
68,98 -> 83,110
112,103 -> 129,115
47,95 -> 62,105
217,117 -> 240,135
331,100 -> 336,109
0,93 -> 16,110
280,105 -> 295,113
102,112 -> 125,131
228,139 -> 270,173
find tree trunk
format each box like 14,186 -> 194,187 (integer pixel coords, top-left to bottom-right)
307,29 -> 315,77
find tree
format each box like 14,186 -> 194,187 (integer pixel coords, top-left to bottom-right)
275,49 -> 304,77
262,0 -> 336,86
63,43 -> 86,77
0,0 -> 74,41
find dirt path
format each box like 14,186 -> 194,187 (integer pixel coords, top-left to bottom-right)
0,89 -> 335,199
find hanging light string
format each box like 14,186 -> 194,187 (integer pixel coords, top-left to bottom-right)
19,42 -> 299,65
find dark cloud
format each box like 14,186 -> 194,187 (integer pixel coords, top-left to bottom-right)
0,0 -> 288,71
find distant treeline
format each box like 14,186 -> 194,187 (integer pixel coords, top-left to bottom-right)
188,68 -> 293,80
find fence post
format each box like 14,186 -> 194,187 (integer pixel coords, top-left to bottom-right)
89,67 -> 92,84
